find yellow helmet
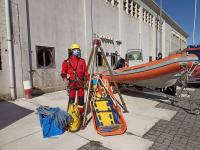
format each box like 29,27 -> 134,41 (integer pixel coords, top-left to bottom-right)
70,43 -> 80,50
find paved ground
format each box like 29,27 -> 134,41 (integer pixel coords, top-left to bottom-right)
2,87 -> 199,150
0,99 -> 33,129
143,88 -> 200,150
0,89 -> 176,150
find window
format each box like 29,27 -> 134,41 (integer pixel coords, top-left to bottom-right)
107,0 -> 112,2
96,52 -> 104,67
106,0 -> 119,7
155,18 -> 160,30
126,50 -> 143,66
143,9 -> 153,26
126,51 -> 142,61
142,10 -> 146,22
134,2 -> 140,18
149,14 -> 153,26
113,0 -> 119,7
0,48 -> 2,70
36,46 -> 55,69
111,53 -> 118,66
123,0 -> 140,19
123,0 -> 127,11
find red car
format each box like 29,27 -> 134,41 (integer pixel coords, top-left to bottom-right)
183,45 -> 200,84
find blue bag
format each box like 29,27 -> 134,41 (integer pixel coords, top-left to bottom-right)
37,106 -> 71,138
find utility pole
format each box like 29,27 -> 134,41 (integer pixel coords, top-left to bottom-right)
193,0 -> 197,45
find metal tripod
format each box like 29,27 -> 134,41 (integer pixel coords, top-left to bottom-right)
82,40 -> 128,128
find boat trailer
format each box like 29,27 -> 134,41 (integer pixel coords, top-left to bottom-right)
170,61 -> 200,115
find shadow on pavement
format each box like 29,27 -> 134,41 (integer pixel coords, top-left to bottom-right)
32,87 -> 45,98
120,88 -> 192,113
0,98 -> 33,130
120,88 -> 169,101
77,141 -> 111,150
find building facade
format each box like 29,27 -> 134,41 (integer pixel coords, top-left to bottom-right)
0,0 -> 188,98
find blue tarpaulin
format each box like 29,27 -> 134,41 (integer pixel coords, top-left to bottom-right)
37,106 -> 71,138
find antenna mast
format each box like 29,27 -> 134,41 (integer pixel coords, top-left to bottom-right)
193,0 -> 197,45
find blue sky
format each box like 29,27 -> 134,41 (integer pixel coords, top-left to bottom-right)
155,0 -> 200,45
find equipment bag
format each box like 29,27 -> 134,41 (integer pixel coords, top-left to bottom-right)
67,103 -> 81,132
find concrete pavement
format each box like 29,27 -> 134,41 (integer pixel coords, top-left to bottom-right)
144,88 -> 200,150
0,90 -> 176,150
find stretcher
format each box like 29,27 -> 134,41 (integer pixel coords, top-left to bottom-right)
90,78 -> 127,136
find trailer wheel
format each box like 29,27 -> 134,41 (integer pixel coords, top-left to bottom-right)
192,108 -> 200,115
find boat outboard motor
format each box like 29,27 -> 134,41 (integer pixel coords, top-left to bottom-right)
113,58 -> 125,70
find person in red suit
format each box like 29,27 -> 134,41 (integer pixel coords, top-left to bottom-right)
61,43 -> 89,116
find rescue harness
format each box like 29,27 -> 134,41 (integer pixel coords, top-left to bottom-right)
65,58 -> 86,91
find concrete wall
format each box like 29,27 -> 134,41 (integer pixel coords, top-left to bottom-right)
90,0 -> 120,70
165,22 -> 187,55
165,22 -> 172,55
17,0 -> 87,93
0,0 -> 10,96
0,0 -> 188,98
138,1 -> 156,62
120,3 -> 140,59
141,22 -> 154,62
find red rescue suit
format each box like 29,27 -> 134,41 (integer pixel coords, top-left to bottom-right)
61,55 -> 89,114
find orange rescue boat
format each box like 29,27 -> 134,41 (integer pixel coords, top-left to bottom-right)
102,54 -> 199,88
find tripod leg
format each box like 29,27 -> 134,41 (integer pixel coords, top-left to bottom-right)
82,47 -> 96,128
99,47 -> 128,113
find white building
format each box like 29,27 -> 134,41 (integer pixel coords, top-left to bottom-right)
0,0 -> 188,98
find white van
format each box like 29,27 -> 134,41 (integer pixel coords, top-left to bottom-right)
125,49 -> 143,67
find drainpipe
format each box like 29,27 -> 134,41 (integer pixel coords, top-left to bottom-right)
159,0 -> 163,55
25,0 -> 33,87
5,0 -> 16,99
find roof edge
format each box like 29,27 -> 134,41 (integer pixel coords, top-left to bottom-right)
142,0 -> 188,38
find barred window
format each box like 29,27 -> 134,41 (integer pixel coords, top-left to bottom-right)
36,46 -> 55,69
107,0 -> 112,2
155,18 -> 160,30
123,0 -> 140,19
123,0 -> 127,11
106,0 -> 119,7
113,0 -> 119,7
142,10 -> 146,22
143,9 -> 153,26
